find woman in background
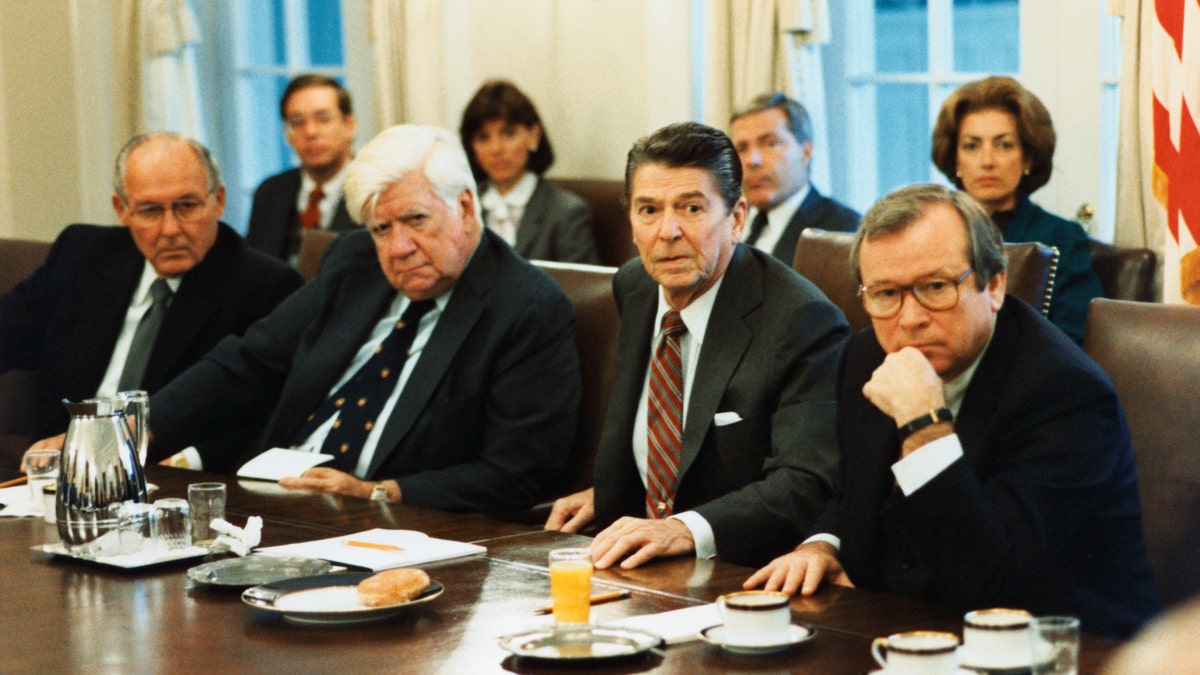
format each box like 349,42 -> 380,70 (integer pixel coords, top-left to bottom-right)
932,76 -> 1103,343
460,80 -> 599,264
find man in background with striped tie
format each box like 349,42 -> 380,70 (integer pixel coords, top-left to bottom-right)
545,122 -> 848,568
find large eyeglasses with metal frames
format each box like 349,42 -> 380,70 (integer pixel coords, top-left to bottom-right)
285,111 -> 341,132
858,268 -> 975,319
126,195 -> 211,227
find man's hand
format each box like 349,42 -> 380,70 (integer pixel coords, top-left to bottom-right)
862,346 -> 946,426
590,516 -> 695,570
742,541 -> 853,596
279,467 -> 399,502
544,487 -> 595,533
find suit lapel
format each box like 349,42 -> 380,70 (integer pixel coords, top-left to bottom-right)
69,235 -> 144,391
514,179 -> 550,254
676,246 -> 758,480
954,301 -> 1016,469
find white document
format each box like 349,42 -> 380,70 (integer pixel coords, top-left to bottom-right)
236,448 -> 333,481
605,603 -> 721,644
257,528 -> 487,571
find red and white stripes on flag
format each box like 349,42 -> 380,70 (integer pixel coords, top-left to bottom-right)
1152,0 -> 1200,303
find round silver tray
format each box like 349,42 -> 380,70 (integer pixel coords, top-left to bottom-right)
498,625 -> 664,661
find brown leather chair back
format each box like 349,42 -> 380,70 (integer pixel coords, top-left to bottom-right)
533,261 -> 620,494
1085,298 -> 1200,607
296,230 -> 338,282
792,228 -> 1057,333
549,178 -> 637,267
1089,239 -> 1157,302
0,237 -> 52,461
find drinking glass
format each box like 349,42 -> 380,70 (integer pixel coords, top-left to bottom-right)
116,390 -> 149,466
1031,615 -> 1080,675
548,547 -> 592,625
22,448 -> 60,516
188,482 -> 226,548
152,498 -> 192,550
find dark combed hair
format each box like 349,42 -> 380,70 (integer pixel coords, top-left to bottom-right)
279,73 -> 353,119
730,91 -> 813,145
623,121 -> 743,211
458,80 -> 555,182
931,76 -> 1055,196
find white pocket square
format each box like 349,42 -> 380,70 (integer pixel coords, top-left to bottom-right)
713,412 -> 743,427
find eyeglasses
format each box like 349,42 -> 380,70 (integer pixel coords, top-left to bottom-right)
858,268 -> 974,319
126,196 -> 211,228
285,111 -> 341,132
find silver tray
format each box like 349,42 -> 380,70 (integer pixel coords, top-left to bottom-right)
242,572 -> 443,624
498,625 -> 664,661
188,554 -> 331,587
35,542 -> 209,569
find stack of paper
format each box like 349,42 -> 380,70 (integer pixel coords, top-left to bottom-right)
257,528 -> 486,571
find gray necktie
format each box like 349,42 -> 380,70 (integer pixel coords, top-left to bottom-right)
118,279 -> 173,391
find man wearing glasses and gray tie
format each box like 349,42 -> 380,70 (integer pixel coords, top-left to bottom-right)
1,132 -> 301,458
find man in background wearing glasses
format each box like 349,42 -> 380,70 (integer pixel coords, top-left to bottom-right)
245,74 -> 358,263
744,184 -> 1160,639
0,132 -> 301,461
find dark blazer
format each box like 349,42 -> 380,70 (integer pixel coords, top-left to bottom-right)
484,178 -> 600,264
821,298 -> 1161,638
0,223 -> 303,439
593,244 -> 849,567
150,228 -> 581,513
770,187 -> 859,263
245,168 -> 357,262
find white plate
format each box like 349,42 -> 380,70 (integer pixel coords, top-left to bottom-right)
35,542 -> 209,569
498,625 -> 664,661
242,572 -> 443,624
698,624 -> 815,655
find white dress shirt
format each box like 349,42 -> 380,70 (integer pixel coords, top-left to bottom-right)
95,262 -> 182,398
480,172 -> 538,247
745,183 -> 809,255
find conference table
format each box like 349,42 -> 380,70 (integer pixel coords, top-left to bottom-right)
3,466 -> 1122,673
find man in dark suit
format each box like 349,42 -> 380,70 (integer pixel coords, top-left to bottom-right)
730,92 -> 858,262
745,184 -> 1161,638
544,122 -> 848,568
245,74 -> 358,263
150,125 -> 580,513
0,132 -> 302,446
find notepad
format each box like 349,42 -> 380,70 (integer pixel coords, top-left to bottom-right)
236,448 -> 333,481
257,528 -> 487,571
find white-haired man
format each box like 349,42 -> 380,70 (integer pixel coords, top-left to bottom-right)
150,125 -> 581,512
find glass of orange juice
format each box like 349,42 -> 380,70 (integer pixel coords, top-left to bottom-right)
549,547 -> 593,625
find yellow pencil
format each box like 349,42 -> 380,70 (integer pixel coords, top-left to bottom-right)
345,539 -> 404,552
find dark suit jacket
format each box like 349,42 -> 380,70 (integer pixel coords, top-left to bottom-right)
770,187 -> 859,262
484,178 -> 600,264
0,223 -> 303,440
150,229 -> 581,513
593,244 -> 849,567
246,168 -> 357,262
821,298 -> 1161,638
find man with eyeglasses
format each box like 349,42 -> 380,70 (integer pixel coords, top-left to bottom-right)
744,184 -> 1161,639
245,74 -> 358,263
1,132 -> 302,457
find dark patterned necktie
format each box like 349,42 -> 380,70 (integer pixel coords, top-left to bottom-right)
291,299 -> 436,473
118,278 -> 173,391
645,310 -> 686,518
745,210 -> 769,246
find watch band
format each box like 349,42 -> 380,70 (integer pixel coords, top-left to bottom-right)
898,407 -> 953,441
369,482 -> 390,502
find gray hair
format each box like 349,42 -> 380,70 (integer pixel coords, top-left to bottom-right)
113,132 -> 223,201
850,184 -> 1006,289
343,125 -> 480,225
730,92 -> 814,146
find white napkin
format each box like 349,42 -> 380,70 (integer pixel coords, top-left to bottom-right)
605,603 -> 721,644
0,485 -> 39,517
210,516 -> 262,556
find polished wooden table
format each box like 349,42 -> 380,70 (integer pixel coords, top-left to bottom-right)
1,467 -> 1121,673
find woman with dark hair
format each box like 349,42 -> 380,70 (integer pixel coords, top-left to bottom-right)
459,80 -> 599,264
932,76 -> 1102,343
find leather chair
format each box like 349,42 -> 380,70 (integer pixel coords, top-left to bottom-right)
0,237 -> 53,461
792,228 -> 1057,333
549,178 -> 637,267
296,230 -> 339,282
1089,239 -> 1157,302
1084,298 -> 1200,607
532,261 -> 620,496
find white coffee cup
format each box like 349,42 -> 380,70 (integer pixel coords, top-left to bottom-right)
963,608 -> 1033,668
871,631 -> 960,675
715,590 -> 791,646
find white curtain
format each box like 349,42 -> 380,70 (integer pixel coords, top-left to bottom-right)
724,0 -> 833,191
369,0 -> 406,128
115,0 -> 204,140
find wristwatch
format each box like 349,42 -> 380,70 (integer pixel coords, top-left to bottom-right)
369,482 -> 390,503
898,407 -> 953,441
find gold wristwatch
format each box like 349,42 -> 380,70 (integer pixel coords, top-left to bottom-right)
370,482 -> 390,502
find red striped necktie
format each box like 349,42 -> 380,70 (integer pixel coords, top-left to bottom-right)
646,310 -> 686,518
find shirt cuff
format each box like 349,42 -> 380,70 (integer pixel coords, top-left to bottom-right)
891,433 -> 963,496
671,510 -> 717,559
801,533 -> 841,550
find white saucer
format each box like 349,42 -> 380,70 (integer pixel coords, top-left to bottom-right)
698,624 -> 814,655
869,670 -> 975,674
958,645 -> 1044,673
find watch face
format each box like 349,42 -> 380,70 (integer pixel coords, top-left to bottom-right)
370,484 -> 389,502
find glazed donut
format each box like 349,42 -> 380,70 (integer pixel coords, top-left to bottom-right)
356,568 -> 431,607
